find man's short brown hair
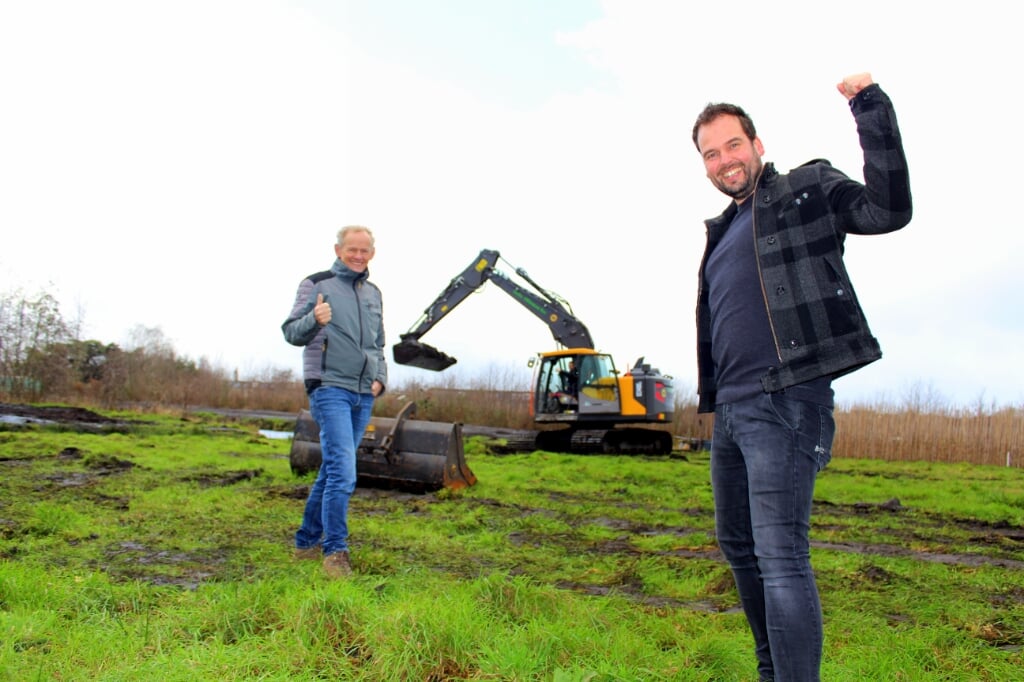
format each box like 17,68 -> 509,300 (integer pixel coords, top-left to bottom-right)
692,103 -> 757,151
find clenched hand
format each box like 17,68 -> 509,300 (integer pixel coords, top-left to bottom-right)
837,72 -> 874,100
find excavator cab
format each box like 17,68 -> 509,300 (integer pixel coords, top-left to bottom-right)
533,350 -> 621,419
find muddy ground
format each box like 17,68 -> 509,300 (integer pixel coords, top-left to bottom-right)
0,402 -> 127,425
4,401 -> 1023,576
2,401 -> 1023,646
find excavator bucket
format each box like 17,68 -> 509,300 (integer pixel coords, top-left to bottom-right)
288,401 -> 477,493
392,338 -> 457,371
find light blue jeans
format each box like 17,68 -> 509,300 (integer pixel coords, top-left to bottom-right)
711,393 -> 834,682
295,386 -> 374,557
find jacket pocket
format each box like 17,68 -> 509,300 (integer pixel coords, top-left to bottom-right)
360,300 -> 383,338
820,255 -> 861,336
775,189 -> 828,224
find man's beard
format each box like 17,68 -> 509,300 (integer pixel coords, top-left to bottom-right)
715,158 -> 762,202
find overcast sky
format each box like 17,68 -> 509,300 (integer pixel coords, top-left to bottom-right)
2,0 -> 1021,409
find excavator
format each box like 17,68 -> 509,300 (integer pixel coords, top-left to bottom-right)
392,249 -> 676,454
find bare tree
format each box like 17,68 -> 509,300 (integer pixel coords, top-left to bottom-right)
0,287 -> 70,398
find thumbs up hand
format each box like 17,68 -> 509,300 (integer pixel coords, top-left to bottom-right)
313,293 -> 332,325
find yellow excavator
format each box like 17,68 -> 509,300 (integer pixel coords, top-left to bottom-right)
393,249 -> 675,454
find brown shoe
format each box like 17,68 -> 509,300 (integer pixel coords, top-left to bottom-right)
323,551 -> 352,578
294,545 -> 321,561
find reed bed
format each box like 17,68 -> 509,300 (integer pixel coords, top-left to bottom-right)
373,381 -> 1023,469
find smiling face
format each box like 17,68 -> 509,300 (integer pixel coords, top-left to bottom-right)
696,114 -> 765,203
335,228 -> 375,273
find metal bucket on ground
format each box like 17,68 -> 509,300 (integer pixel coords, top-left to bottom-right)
288,401 -> 477,493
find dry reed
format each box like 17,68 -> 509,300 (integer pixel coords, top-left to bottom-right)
14,367 -> 1021,468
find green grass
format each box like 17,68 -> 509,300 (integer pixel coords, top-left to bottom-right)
1,410 -> 1022,680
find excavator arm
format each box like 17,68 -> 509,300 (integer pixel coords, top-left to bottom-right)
393,249 -> 594,371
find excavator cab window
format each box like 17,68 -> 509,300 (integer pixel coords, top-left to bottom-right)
535,353 -> 620,416
535,355 -> 580,415
576,354 -> 620,412
559,358 -> 579,395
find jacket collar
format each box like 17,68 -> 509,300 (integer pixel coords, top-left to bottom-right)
331,259 -> 369,283
706,161 -> 778,230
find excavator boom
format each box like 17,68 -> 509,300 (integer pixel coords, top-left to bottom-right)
391,247 -> 675,455
393,249 -> 593,370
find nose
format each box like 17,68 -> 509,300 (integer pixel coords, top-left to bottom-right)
719,147 -> 739,165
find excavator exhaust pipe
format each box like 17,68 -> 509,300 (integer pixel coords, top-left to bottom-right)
289,401 -> 477,493
393,338 -> 457,371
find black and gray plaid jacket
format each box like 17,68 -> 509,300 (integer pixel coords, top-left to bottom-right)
696,84 -> 912,413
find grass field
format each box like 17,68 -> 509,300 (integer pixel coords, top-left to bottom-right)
1,407 -> 1022,681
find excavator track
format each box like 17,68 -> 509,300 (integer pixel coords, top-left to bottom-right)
536,427 -> 673,456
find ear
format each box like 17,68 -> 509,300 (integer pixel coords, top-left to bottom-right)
754,136 -> 765,156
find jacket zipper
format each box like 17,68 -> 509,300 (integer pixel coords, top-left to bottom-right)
354,280 -> 369,388
750,172 -> 784,363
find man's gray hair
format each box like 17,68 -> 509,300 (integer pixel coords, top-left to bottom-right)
337,225 -> 375,246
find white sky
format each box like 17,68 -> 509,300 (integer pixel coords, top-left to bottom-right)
2,0 -> 1021,409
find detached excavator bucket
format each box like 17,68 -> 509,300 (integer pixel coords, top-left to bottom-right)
392,338 -> 457,371
289,401 -> 477,493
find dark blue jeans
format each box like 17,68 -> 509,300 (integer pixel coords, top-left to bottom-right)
296,386 -> 375,557
711,393 -> 834,682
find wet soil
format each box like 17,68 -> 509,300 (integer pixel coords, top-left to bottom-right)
0,402 -> 121,425
0,402 -> 149,437
3,403 -> 1023,637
